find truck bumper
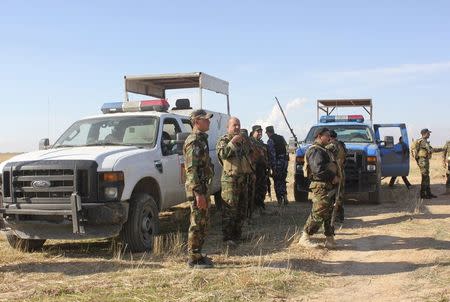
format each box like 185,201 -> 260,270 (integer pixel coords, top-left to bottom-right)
1,201 -> 128,240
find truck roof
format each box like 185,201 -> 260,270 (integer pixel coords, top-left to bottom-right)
317,99 -> 373,122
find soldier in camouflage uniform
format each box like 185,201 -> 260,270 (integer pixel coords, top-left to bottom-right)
415,128 -> 437,199
326,130 -> 347,224
217,117 -> 253,246
240,128 -> 256,220
442,140 -> 450,192
266,126 -> 289,205
298,127 -> 340,249
183,109 -> 215,268
250,125 -> 269,213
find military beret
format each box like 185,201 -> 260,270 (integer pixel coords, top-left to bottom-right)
329,130 -> 337,138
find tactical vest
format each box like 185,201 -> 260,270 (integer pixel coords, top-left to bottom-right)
416,138 -> 432,159
271,134 -> 287,157
305,143 -> 338,180
220,135 -> 253,176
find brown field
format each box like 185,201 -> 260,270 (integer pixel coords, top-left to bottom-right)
1,153 -> 449,301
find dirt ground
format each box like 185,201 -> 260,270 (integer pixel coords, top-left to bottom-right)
0,153 -> 449,301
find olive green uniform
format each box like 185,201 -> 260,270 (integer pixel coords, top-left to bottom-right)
183,130 -> 214,261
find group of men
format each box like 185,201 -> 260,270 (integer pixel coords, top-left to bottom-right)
182,109 -> 448,269
183,110 -> 289,269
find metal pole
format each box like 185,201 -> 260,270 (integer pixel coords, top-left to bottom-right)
199,87 -> 203,109
226,95 -> 230,115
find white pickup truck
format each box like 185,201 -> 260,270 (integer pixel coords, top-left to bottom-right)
0,72 -> 230,252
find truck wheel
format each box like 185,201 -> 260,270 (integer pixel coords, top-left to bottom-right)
368,182 -> 381,204
294,183 -> 308,202
120,193 -> 160,252
6,233 -> 46,252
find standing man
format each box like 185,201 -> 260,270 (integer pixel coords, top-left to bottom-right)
388,136 -> 412,189
443,140 -> 450,193
250,125 -> 269,213
298,127 -> 340,249
415,129 -> 437,199
183,109 -> 215,268
217,117 -> 253,246
326,130 -> 347,224
266,126 -> 289,205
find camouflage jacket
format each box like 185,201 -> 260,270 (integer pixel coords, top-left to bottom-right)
326,140 -> 347,168
216,133 -> 253,178
249,137 -> 269,168
416,138 -> 433,159
443,141 -> 450,163
305,140 -> 337,183
183,130 -> 214,200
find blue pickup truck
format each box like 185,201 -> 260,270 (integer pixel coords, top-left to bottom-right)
294,99 -> 409,204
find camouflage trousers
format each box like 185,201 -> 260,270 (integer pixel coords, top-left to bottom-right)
417,157 -> 430,189
221,174 -> 251,241
273,159 -> 288,199
188,198 -> 210,261
303,181 -> 335,237
246,174 -> 256,219
335,171 -> 345,221
254,166 -> 268,209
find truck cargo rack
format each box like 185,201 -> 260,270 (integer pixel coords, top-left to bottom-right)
317,99 -> 373,122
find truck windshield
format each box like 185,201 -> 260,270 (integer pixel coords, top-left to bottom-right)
53,116 -> 159,148
305,125 -> 374,144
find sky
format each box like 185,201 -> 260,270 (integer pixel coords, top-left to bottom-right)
1,0 -> 449,152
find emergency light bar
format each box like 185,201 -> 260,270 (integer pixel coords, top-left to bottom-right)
101,99 -> 170,114
320,115 -> 364,123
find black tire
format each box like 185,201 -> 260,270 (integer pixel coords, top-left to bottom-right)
6,233 -> 46,252
294,182 -> 309,202
368,181 -> 381,204
120,193 -> 160,252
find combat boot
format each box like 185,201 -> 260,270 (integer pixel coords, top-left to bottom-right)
298,231 -> 318,248
426,188 -> 437,198
420,188 -> 430,199
325,236 -> 337,249
188,255 -> 214,269
283,194 -> 289,205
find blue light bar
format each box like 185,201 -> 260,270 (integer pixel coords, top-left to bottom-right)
320,115 -> 364,123
101,102 -> 124,114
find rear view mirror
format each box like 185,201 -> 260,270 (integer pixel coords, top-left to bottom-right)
384,136 -> 394,148
39,138 -> 50,150
175,132 -> 190,155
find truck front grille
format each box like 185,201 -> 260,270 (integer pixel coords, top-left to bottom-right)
2,160 -> 97,205
345,151 -> 364,180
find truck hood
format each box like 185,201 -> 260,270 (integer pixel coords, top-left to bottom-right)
296,142 -> 379,157
0,146 -> 151,171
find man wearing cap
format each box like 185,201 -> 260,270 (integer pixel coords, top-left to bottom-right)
183,109 -> 215,268
250,125 -> 269,213
299,127 -> 340,249
326,130 -> 347,224
443,140 -> 450,193
266,126 -> 289,205
216,117 -> 253,246
415,129 -> 436,199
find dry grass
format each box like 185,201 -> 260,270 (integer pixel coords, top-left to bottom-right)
0,153 -> 449,301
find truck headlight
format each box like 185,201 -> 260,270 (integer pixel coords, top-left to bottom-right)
367,156 -> 377,172
367,165 -> 376,172
104,187 -> 119,200
99,171 -> 124,201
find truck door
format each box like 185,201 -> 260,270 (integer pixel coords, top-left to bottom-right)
373,123 -> 409,177
159,117 -> 185,207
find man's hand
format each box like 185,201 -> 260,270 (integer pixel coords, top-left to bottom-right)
332,176 -> 340,185
231,134 -> 243,144
195,193 -> 208,210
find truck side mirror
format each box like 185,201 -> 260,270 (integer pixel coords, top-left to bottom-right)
384,136 -> 394,148
39,138 -> 50,150
175,132 -> 190,155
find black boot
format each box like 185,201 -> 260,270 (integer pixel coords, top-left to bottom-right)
427,187 -> 437,198
420,188 -> 430,199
